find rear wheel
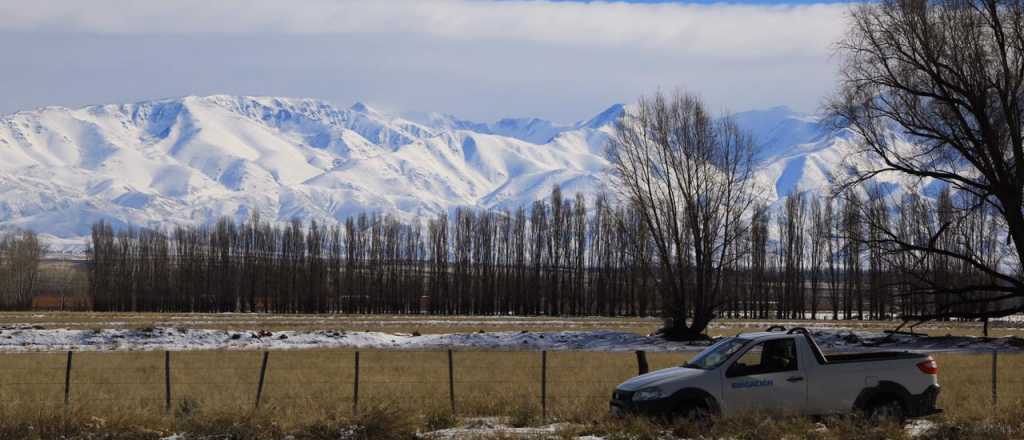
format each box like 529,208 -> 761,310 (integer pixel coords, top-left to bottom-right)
865,399 -> 905,422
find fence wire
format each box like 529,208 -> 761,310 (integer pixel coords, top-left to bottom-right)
0,350 -> 1019,418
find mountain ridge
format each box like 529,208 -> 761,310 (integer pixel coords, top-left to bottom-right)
0,95 -> 916,248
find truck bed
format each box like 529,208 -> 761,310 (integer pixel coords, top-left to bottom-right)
793,331 -> 929,366
823,351 -> 927,364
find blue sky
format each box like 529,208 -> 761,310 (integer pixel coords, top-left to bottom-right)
0,0 -> 848,122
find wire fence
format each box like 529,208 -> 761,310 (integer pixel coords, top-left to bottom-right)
0,349 -> 1020,419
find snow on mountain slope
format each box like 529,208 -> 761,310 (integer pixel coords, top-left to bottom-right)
0,95 -> 622,244
0,95 -> 923,247
738,106 -> 931,203
404,103 -> 626,145
733,106 -> 824,159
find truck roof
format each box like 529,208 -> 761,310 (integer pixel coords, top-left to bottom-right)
734,331 -> 795,339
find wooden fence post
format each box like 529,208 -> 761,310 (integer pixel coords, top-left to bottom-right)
636,351 -> 649,375
164,351 -> 172,414
63,351 -> 73,410
992,349 -> 998,407
255,351 -> 269,409
448,350 -> 456,413
541,350 -> 547,420
353,351 -> 360,416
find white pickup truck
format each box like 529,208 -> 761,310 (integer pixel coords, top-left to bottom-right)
611,327 -> 941,420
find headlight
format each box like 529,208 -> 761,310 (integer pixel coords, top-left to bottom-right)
632,388 -> 667,401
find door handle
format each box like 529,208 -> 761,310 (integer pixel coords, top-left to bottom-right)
786,376 -> 804,383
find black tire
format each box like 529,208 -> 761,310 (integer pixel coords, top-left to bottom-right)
666,401 -> 712,425
865,399 -> 906,422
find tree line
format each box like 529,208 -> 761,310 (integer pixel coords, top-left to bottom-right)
86,187 -> 655,316
82,184 -> 1012,327
0,230 -> 45,310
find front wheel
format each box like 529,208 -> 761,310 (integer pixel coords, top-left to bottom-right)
666,401 -> 712,425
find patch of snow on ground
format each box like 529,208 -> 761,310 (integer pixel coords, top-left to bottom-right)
995,313 -> 1024,323
417,418 -> 941,439
906,419 -> 937,438
0,326 -> 1020,353
0,327 -> 702,352
420,420 -> 577,439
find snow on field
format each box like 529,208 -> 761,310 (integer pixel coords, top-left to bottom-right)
0,327 -> 694,353
155,419 -> 942,440
0,316 -> 660,330
995,313 -> 1024,323
0,325 -> 1020,353
415,419 -> 941,439
419,420 -> 578,440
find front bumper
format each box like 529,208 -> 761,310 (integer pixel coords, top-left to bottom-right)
907,385 -> 942,417
609,389 -> 675,416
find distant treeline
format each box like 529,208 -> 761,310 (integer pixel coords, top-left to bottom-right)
83,185 -> 1008,320
0,231 -> 44,309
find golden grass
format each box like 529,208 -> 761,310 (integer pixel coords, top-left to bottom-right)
932,352 -> 1024,420
0,349 -> 686,427
0,312 -> 1020,437
0,349 -> 1019,430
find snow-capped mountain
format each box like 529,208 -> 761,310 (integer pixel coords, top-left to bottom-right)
0,95 -> 912,246
739,106 -> 922,203
0,95 -> 620,244
404,103 -> 626,145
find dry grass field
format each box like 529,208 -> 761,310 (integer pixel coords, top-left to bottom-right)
0,349 -> 1020,437
0,312 -> 1021,438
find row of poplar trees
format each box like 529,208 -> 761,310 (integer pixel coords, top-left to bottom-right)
86,183 -> 1008,321
0,230 -> 44,310
88,187 -> 655,316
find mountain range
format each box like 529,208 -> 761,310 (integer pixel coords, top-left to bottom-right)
0,95 -> 919,248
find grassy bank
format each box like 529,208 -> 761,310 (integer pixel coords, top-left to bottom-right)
0,350 -> 1020,438
0,402 -> 1021,439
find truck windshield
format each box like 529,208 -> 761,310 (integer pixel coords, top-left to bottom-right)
683,338 -> 749,370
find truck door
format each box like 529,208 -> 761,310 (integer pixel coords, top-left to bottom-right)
722,337 -> 807,415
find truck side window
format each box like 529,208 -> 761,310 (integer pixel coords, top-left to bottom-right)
727,339 -> 798,377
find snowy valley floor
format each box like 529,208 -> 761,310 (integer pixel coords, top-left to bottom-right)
1,311 -> 1022,335
0,311 -> 1022,353
0,326 -> 1023,353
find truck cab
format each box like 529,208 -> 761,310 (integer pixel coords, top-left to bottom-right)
610,327 -> 941,420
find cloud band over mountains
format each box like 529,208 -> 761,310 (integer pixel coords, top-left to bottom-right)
0,0 -> 848,121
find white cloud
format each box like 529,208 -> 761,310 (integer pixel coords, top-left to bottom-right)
0,0 -> 847,56
0,0 -> 850,121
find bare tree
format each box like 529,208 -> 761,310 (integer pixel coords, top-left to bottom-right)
841,194 -> 865,319
809,196 -> 826,319
778,193 -> 807,319
607,90 -> 760,339
747,204 -> 769,318
0,230 -> 45,309
832,0 -> 1024,319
